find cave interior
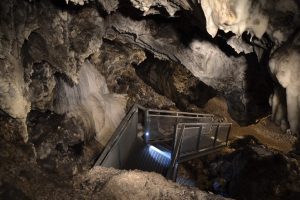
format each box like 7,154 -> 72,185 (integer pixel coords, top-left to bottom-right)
1,0 -> 300,199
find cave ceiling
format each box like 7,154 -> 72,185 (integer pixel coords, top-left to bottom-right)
1,0 -> 299,139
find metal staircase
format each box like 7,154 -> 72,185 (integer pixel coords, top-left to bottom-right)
94,104 -> 231,185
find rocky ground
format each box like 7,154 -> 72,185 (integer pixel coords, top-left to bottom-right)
203,97 -> 297,153
0,131 -> 227,200
178,136 -> 300,200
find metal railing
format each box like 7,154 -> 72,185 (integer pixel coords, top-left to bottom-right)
94,104 -> 231,183
144,109 -> 214,143
94,104 -> 145,167
167,122 -> 231,180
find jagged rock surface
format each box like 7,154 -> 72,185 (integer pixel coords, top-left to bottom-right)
200,0 -> 300,44
179,136 -> 300,200
0,120 -> 228,199
199,0 -> 300,135
134,54 -> 217,111
129,0 -> 188,16
105,13 -> 272,124
95,40 -> 176,110
211,137 -> 300,200
1,0 -> 300,199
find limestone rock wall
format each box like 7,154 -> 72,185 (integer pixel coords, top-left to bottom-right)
1,0 -> 300,199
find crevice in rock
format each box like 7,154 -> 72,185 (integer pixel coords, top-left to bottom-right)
134,52 -> 217,111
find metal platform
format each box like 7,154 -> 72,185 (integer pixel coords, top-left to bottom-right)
94,104 -> 231,184
125,142 -> 171,175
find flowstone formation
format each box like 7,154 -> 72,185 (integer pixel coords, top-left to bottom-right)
54,61 -> 127,146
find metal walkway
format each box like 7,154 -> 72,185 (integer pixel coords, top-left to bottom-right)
125,143 -> 171,175
94,104 -> 231,183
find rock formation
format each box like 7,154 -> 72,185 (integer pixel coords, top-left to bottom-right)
1,0 -> 300,199
199,0 -> 300,134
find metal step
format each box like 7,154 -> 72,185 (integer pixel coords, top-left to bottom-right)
124,144 -> 171,176
176,176 -> 197,187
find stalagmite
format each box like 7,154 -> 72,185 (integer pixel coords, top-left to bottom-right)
269,33 -> 300,135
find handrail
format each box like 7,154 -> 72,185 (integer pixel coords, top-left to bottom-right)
93,104 -> 139,166
146,115 -> 213,119
94,103 -> 229,171
176,122 -> 232,127
167,122 -> 231,180
136,104 -> 147,111
167,124 -> 185,180
145,109 -> 214,143
147,109 -> 214,117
